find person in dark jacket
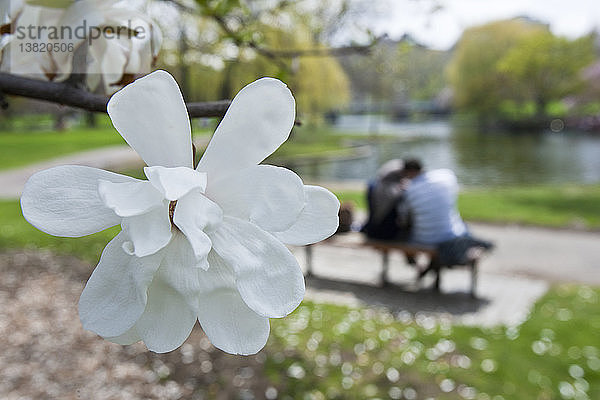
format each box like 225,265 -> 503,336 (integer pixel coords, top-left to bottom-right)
361,159 -> 412,241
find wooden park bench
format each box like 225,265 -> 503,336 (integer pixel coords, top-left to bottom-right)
304,233 -> 483,298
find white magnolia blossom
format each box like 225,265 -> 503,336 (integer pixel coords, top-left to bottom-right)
0,0 -> 24,27
1,0 -> 161,94
21,70 -> 340,355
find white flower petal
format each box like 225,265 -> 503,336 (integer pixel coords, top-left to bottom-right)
207,165 -> 304,233
197,286 -> 270,355
210,216 -> 305,318
157,238 -> 231,314
196,78 -> 295,180
78,232 -> 163,338
173,191 -> 222,263
107,70 -> 193,168
134,277 -> 198,353
193,254 -> 269,355
144,166 -> 207,201
122,204 -> 172,257
173,227 -> 211,262
274,185 -> 340,245
159,234 -> 210,307
21,165 -> 135,237
174,191 -> 223,233
98,179 -> 164,217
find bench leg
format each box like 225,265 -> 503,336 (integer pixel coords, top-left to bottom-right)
380,250 -> 390,286
418,257 -> 441,292
470,259 -> 478,299
305,245 -> 313,277
417,258 -> 434,280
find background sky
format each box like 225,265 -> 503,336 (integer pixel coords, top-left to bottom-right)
368,0 -> 600,49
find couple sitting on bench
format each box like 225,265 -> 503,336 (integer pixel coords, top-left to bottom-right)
361,158 -> 493,282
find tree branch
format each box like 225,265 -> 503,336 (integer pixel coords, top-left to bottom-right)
0,73 -> 231,118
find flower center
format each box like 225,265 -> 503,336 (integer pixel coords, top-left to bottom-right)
169,200 -> 177,228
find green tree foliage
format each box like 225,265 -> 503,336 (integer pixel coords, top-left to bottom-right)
448,18 -> 596,124
447,19 -> 546,122
497,31 -> 595,118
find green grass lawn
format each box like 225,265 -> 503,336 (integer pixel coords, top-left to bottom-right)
268,285 -> 600,399
337,184 -> 600,230
458,186 -> 600,230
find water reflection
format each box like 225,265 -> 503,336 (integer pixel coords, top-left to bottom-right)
293,116 -> 600,186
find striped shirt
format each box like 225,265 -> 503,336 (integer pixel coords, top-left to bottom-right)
404,169 -> 467,244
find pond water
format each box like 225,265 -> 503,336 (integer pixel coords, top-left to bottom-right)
293,115 -> 600,187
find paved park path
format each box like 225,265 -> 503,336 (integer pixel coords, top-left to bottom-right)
1,145 -> 599,327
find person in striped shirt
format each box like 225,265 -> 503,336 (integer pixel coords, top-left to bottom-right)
401,159 -> 468,245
